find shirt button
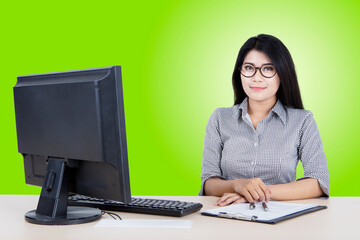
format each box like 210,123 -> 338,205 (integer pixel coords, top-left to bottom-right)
251,161 -> 255,166
254,142 -> 258,147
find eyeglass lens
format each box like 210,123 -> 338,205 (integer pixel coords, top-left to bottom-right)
241,64 -> 276,78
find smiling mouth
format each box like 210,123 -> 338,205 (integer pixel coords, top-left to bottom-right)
250,87 -> 266,91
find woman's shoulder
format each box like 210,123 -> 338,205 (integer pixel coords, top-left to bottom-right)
286,106 -> 312,115
206,105 -> 239,126
210,105 -> 240,118
285,106 -> 315,124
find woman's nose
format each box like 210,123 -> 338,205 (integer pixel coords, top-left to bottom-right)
252,71 -> 263,81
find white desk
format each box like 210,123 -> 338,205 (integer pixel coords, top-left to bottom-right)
0,195 -> 359,240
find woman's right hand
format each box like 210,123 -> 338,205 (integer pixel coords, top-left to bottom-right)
231,178 -> 272,203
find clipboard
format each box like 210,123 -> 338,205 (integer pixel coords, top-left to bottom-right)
201,201 -> 327,224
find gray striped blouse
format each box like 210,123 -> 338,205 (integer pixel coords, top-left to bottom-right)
200,97 -> 329,196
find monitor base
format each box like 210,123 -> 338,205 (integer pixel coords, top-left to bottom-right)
25,206 -> 101,225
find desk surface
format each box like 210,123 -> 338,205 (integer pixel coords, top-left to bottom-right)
0,195 -> 359,240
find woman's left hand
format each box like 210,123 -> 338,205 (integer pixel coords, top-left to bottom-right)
215,192 -> 248,206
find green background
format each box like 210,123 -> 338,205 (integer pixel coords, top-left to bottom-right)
1,0 -> 359,196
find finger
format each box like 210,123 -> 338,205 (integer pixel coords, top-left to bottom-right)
219,194 -> 242,206
257,180 -> 270,202
248,188 -> 260,202
265,186 -> 271,202
216,193 -> 232,203
258,184 -> 271,202
241,191 -> 254,203
216,193 -> 236,205
216,194 -> 231,205
258,180 -> 268,193
232,197 -> 247,204
254,185 -> 265,202
216,193 -> 227,204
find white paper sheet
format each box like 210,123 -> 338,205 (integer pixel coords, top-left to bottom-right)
95,219 -> 193,228
203,201 -> 318,221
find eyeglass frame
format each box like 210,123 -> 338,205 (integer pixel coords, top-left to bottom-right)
238,63 -> 277,78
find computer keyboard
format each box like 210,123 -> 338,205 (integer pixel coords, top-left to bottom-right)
68,194 -> 203,217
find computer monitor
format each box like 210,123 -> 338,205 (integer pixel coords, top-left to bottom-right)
13,66 -> 131,225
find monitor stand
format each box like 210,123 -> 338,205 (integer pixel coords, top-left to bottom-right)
25,158 -> 102,225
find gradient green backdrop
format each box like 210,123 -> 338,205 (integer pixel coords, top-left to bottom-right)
1,0 -> 359,196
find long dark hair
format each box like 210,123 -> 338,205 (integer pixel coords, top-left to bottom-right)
232,34 -> 304,109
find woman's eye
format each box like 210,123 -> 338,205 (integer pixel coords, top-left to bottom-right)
264,66 -> 274,71
245,66 -> 254,71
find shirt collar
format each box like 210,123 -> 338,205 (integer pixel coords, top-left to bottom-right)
238,97 -> 248,114
271,100 -> 287,125
237,97 -> 287,125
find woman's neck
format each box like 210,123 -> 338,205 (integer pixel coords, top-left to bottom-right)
247,97 -> 277,118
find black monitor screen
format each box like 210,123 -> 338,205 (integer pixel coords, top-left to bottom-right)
13,66 -> 131,225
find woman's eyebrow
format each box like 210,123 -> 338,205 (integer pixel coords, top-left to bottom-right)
243,62 -> 273,66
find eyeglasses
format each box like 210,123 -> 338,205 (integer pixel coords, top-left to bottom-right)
239,63 -> 277,78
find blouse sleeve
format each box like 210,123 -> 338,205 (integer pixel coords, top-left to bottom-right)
297,112 -> 330,196
199,109 -> 225,195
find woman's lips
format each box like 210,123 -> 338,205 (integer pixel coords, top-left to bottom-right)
250,87 -> 266,91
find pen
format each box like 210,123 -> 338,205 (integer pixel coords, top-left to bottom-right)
218,212 -> 258,221
249,202 -> 255,210
262,202 -> 268,211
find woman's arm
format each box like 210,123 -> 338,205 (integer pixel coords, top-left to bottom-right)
200,109 -> 224,195
204,178 -> 234,196
296,113 -> 330,196
204,178 -> 271,202
208,177 -> 324,206
269,178 -> 324,200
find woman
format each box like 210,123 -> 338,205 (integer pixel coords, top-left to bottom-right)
200,34 -> 329,206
